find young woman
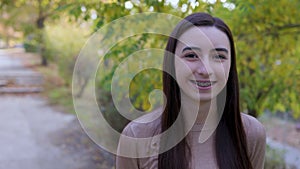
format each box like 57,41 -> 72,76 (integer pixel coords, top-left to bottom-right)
116,12 -> 266,169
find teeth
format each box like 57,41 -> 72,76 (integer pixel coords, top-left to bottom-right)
193,81 -> 212,87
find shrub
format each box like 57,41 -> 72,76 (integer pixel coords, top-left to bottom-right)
264,145 -> 297,169
44,20 -> 88,86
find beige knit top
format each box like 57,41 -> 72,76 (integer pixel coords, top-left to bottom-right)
116,112 -> 266,169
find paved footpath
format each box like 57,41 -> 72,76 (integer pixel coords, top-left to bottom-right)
0,49 -> 114,169
0,95 -> 78,169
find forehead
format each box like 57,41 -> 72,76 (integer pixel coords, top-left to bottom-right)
176,26 -> 230,51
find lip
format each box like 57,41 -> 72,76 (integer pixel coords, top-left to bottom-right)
190,80 -> 217,90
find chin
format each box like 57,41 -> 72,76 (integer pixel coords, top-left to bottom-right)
189,93 -> 216,103
199,96 -> 216,103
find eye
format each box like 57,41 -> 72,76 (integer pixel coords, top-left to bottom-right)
213,54 -> 227,61
184,53 -> 198,59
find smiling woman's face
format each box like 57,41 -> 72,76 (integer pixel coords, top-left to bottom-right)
174,26 -> 231,102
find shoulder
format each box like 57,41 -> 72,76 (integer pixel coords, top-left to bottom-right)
241,113 -> 266,140
118,109 -> 162,159
121,108 -> 162,138
241,113 -> 266,168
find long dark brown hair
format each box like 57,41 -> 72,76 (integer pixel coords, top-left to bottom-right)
159,12 -> 253,169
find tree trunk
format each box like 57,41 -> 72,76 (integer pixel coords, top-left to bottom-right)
37,17 -> 45,29
36,17 -> 47,66
41,50 -> 47,66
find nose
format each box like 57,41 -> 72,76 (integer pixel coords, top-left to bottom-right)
196,59 -> 212,76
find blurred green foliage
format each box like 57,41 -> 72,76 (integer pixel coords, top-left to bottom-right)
44,19 -> 88,86
225,0 -> 300,118
24,39 -> 38,52
96,33 -> 166,131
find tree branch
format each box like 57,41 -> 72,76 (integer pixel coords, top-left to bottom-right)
277,24 -> 300,30
256,83 -> 274,101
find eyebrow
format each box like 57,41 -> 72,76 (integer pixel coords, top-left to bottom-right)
214,48 -> 229,54
182,46 -> 201,53
182,46 -> 229,54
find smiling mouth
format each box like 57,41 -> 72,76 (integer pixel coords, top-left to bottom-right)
190,80 -> 216,87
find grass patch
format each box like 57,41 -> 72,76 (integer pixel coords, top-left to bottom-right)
47,86 -> 75,114
35,62 -> 75,114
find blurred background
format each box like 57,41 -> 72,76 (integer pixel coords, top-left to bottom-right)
0,0 -> 299,168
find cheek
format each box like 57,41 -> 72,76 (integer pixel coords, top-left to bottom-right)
212,62 -> 230,81
224,62 -> 231,80
174,59 -> 194,78
174,64 -> 185,85
225,57 -> 231,78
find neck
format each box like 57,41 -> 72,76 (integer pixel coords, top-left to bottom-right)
196,100 -> 216,124
179,91 -> 226,142
180,93 -> 220,128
